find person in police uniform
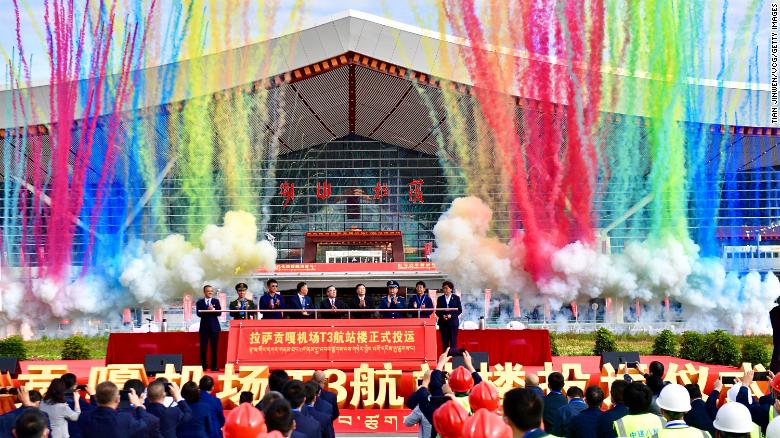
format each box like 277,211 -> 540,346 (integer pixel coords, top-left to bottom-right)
407,281 -> 433,318
228,283 -> 257,320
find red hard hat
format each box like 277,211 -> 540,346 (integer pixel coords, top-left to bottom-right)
462,409 -> 513,438
450,366 -> 475,393
771,373 -> 780,392
468,381 -> 500,412
433,400 -> 469,438
223,402 -> 267,438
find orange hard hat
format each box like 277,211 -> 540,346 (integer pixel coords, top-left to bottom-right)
223,402 -> 267,438
450,366 -> 475,393
433,400 -> 469,438
468,381 -> 500,412
462,409 -> 513,438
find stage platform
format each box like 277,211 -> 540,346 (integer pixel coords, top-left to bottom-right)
106,328 -> 552,367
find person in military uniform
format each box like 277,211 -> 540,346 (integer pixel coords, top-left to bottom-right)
378,280 -> 406,318
228,283 -> 257,320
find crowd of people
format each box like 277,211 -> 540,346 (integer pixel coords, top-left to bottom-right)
5,357 -> 780,437
196,280 -> 462,371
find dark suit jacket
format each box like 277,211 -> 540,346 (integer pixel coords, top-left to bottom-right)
435,294 -> 462,326
176,400 -> 211,438
554,399 -> 587,436
542,392 -> 567,433
77,406 -> 150,438
378,295 -> 406,318
288,294 -> 315,319
228,298 -> 257,320
318,298 -> 347,319
145,400 -> 192,438
347,295 -> 375,318
596,404 -> 629,438
66,392 -> 95,438
318,390 -> 339,422
199,391 -> 225,438
0,407 -> 50,438
304,405 -> 333,438
407,294 -> 434,318
258,293 -> 284,319
196,298 -> 221,333
313,398 -> 334,423
292,410 -> 321,438
685,398 -> 716,436
116,405 -> 161,438
567,406 -> 602,438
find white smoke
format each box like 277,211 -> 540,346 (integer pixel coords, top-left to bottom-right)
0,210 -> 276,336
120,210 -> 276,306
433,196 -> 780,334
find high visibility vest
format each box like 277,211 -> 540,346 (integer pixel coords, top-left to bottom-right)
653,426 -> 711,437
614,413 -> 666,438
750,422 -> 760,438
455,395 -> 470,413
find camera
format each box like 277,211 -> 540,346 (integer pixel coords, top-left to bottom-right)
76,384 -> 88,391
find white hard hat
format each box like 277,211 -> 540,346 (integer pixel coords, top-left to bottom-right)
713,402 -> 755,433
726,383 -> 753,404
767,416 -> 780,438
655,384 -> 692,413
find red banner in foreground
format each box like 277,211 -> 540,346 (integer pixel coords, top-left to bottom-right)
226,319 -> 438,369
335,409 -> 414,434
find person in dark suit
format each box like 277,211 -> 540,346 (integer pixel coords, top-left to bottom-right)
0,388 -> 46,438
60,373 -> 94,438
348,284 -> 374,319
12,409 -> 48,438
597,380 -> 630,438
118,380 -> 159,438
77,382 -> 150,438
504,388 -> 550,437
144,381 -> 191,438
684,383 -> 717,435
176,382 -> 211,438
228,283 -> 257,320
303,382 -> 334,438
553,386 -> 587,436
282,381 -> 321,438
197,376 -> 224,438
771,297 -> 780,373
543,372 -> 567,433
435,281 -> 461,352
318,285 -> 347,319
568,386 -> 604,438
311,371 -> 339,422
379,280 -> 406,319
407,281 -> 434,318
196,285 -> 221,371
288,282 -> 315,319
258,279 -> 284,319
263,399 -> 305,438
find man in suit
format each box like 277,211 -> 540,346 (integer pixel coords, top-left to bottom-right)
568,386 -> 604,438
504,388 -> 550,437
435,281 -> 461,352
407,281 -> 434,318
318,285 -> 347,319
543,372 -> 567,433
196,285 -> 221,371
771,297 -> 780,372
288,282 -> 314,319
684,383 -> 717,436
262,399 -> 306,438
596,380 -> 630,437
0,388 -> 46,438
258,279 -> 284,319
144,381 -> 191,438
302,381 -> 334,438
311,371 -> 339,422
348,284 -> 374,319
282,381 -> 321,438
11,409 -> 48,438
553,386 -> 587,436
77,382 -> 150,438
379,280 -> 406,319
198,376 -> 225,438
228,283 -> 257,320
119,380 -> 160,438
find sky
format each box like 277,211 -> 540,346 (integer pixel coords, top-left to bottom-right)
0,0 -> 773,86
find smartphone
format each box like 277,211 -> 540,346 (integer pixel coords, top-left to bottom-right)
119,390 -> 130,402
164,382 -> 173,396
416,379 -> 423,387
721,376 -> 737,384
76,384 -> 87,391
754,372 -> 769,381
627,362 -> 639,369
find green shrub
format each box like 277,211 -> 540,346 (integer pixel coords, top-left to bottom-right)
702,330 -> 741,366
741,337 -> 770,368
550,333 -> 559,357
61,336 -> 91,360
593,327 -> 617,355
652,330 -> 677,356
0,336 -> 27,360
678,331 -> 705,362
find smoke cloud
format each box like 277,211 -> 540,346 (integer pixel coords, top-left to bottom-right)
433,197 -> 780,333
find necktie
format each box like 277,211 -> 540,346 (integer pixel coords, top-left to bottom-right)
330,299 -> 335,306
301,297 -> 305,306
207,299 -> 211,307
359,298 -> 365,308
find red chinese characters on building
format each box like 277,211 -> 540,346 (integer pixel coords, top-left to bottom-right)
408,179 -> 424,203
373,182 -> 389,200
279,182 -> 295,207
316,181 -> 332,200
